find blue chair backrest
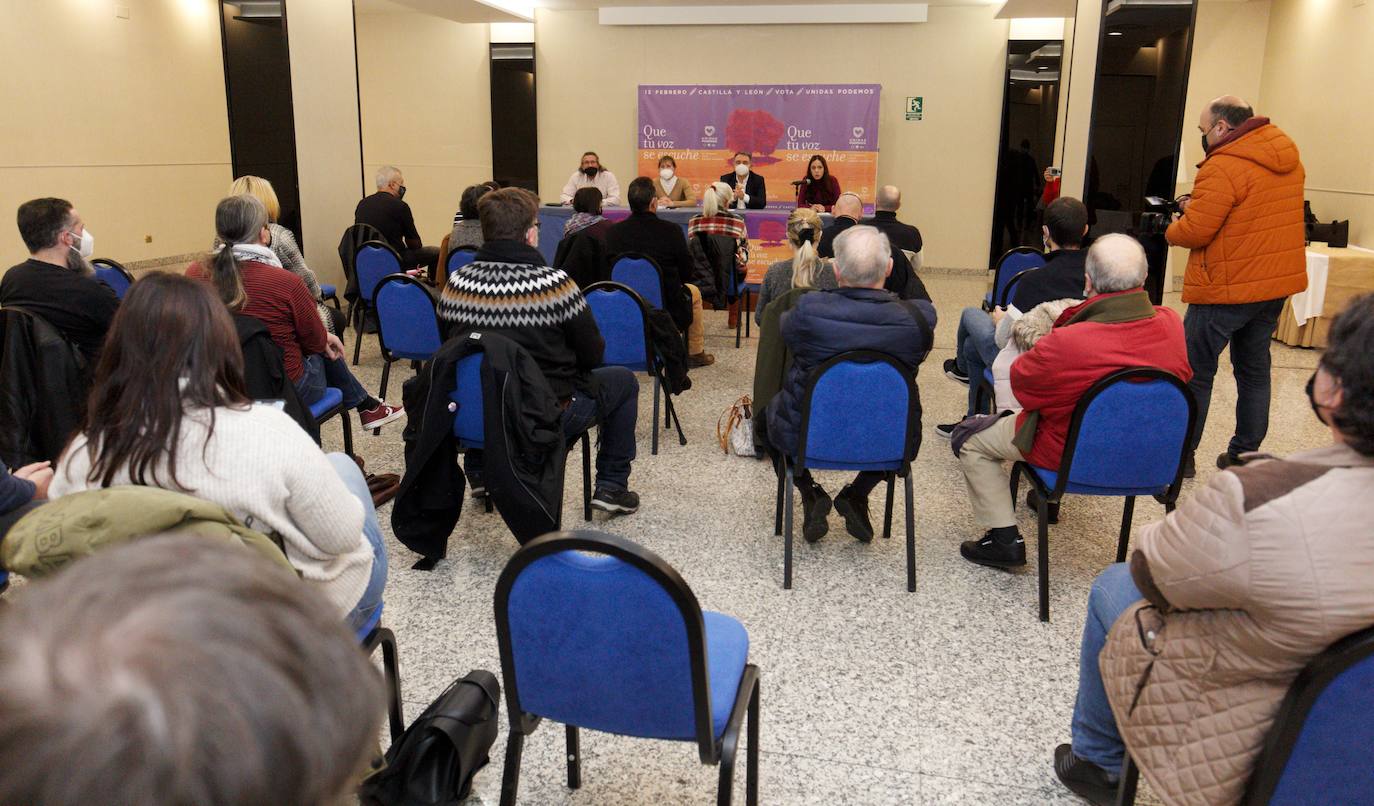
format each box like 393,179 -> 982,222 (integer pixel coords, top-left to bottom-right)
1062,372 -> 1191,490
611,256 -> 664,310
376,277 -> 441,361
355,242 -> 400,302
800,354 -> 912,471
447,247 -> 477,277
93,263 -> 131,300
503,547 -> 701,740
585,285 -> 649,371
992,249 -> 1045,304
1260,630 -> 1374,804
450,353 -> 484,447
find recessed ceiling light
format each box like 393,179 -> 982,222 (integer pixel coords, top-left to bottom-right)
1108,31 -> 1124,36
1038,66 -> 1048,70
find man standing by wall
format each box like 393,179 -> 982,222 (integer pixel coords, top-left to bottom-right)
1167,96 -> 1306,474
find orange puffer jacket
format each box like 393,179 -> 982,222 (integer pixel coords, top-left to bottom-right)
1167,120 -> 1307,305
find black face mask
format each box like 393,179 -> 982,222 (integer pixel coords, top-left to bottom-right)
1200,133 -> 1211,155
397,185 -> 407,200
582,166 -> 598,177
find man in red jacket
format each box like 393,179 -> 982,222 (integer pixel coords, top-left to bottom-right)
957,234 -> 1192,568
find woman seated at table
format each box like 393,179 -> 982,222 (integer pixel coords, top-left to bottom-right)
796,154 -> 841,213
688,181 -> 750,326
654,155 -> 696,209
754,207 -> 835,325
49,272 -> 387,632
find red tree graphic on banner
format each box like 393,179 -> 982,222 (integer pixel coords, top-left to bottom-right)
725,109 -> 785,166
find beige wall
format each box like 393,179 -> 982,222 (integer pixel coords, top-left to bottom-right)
533,7 -> 1009,270
287,0 -> 366,287
0,0 -> 231,271
1260,0 -> 1374,248
356,12 -> 494,248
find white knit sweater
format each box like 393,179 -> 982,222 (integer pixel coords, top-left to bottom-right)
51,403 -> 371,617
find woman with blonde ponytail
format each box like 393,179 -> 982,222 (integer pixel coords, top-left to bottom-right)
753,207 -> 836,324
687,182 -> 750,323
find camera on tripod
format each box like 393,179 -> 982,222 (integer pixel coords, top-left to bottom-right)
1138,195 -> 1182,236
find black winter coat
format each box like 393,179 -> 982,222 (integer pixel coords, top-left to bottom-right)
0,308 -> 88,467
234,315 -> 320,443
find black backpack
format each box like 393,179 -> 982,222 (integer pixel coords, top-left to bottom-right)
360,670 -> 501,805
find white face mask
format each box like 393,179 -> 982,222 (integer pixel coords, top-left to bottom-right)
734,163 -> 750,177
68,228 -> 94,259
659,168 -> 675,181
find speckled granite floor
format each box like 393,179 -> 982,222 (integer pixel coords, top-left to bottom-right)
327,273 -> 1326,805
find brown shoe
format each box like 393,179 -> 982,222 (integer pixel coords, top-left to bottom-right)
366,472 -> 401,508
688,352 -> 715,367
727,300 -> 740,329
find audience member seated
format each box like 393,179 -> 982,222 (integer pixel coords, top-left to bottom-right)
0,536 -> 383,806
229,175 -> 343,335
449,183 -> 491,251
0,197 -> 118,362
553,187 -> 613,289
1053,292 -> 1374,806
355,165 -> 439,277
819,192 -> 925,301
688,181 -> 750,327
0,461 -> 51,542
438,188 -> 641,515
653,155 -> 697,208
764,225 -> 936,543
560,151 -> 621,207
48,272 -> 387,630
753,207 -> 834,325
861,184 -> 924,257
189,195 -> 404,432
796,154 -> 841,212
605,177 -> 713,367
954,234 -> 1191,569
720,151 -> 767,210
938,196 -> 1089,434
989,298 -> 1079,413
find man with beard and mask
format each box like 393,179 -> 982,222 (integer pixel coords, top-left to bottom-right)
354,165 -> 439,277
559,152 -> 622,207
1167,96 -> 1306,476
1,197 -> 119,362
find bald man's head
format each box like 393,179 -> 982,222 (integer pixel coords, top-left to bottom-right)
1085,234 -> 1147,295
833,192 -> 863,220
1200,95 -> 1254,150
875,186 -> 901,212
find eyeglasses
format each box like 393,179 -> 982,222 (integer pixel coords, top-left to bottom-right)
1307,370 -> 1339,426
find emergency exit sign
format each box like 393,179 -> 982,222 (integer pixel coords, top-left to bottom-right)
906,96 -> 923,121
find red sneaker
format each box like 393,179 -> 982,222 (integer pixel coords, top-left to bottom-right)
359,403 -> 405,431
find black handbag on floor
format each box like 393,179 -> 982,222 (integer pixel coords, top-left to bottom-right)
360,670 -> 501,805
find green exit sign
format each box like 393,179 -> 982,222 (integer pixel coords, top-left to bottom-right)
906,96 -> 924,121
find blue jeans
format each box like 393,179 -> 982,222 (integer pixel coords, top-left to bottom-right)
295,353 -> 371,411
1071,563 -> 1143,771
956,307 -> 999,415
327,453 -> 388,634
1184,299 -> 1285,455
464,366 -> 640,493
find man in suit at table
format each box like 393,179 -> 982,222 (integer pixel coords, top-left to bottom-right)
718,152 -> 767,210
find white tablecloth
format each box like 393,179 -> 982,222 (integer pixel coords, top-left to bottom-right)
1291,245 -> 1374,325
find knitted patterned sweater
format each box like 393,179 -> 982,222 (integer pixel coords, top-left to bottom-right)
438,239 -> 604,400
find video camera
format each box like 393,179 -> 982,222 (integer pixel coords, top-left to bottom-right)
1139,195 -> 1181,236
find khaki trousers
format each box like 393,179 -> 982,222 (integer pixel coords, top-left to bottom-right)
958,415 -> 1026,529
686,283 -> 705,355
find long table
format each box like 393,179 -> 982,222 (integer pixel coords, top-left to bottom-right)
1273,244 -> 1374,348
537,205 -> 832,285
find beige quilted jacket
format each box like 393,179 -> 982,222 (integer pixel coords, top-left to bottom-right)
1100,443 -> 1374,805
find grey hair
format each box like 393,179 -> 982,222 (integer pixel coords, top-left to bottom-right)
1208,97 -> 1254,128
1086,233 -> 1148,294
833,225 -> 891,287
0,535 -> 384,806
375,165 -> 402,189
209,194 -> 269,310
875,185 -> 901,212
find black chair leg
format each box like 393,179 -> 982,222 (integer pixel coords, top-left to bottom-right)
882,473 -> 895,539
340,410 -> 354,458
352,304 -> 365,365
746,676 -> 760,806
499,730 -> 525,806
904,472 -> 916,592
582,432 -> 592,522
1115,755 -> 1139,806
1009,464 -> 1022,510
1037,495 -> 1051,622
651,371 -> 661,455
565,725 -> 581,789
783,461 -> 795,589
773,456 -> 784,537
377,627 -> 405,741
378,357 -> 392,404
717,718 -> 740,806
661,377 -> 686,446
1116,496 -> 1136,563
744,289 -> 752,340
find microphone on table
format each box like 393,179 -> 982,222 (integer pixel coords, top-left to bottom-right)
791,179 -> 811,188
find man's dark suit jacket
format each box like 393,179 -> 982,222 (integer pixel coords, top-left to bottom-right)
604,211 -> 694,330
718,171 -> 767,210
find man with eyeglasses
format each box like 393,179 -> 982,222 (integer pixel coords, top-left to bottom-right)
1166,96 -> 1307,476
